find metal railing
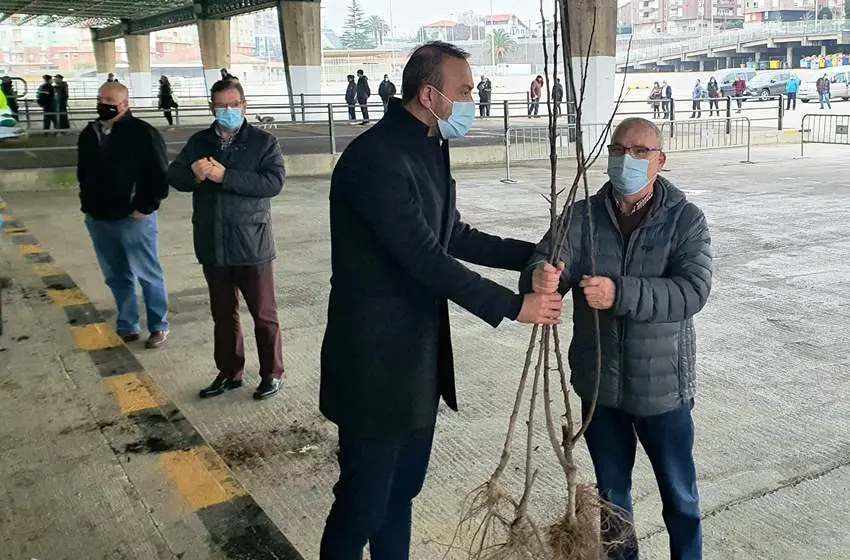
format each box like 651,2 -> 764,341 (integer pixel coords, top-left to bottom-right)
660,117 -> 752,161
800,113 -> 850,156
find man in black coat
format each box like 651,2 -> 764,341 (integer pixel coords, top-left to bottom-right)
319,41 -> 563,559
355,68 -> 371,124
168,80 -> 286,401
476,74 -> 492,117
78,82 -> 170,348
36,74 -> 56,130
378,74 -> 397,113
344,74 -> 357,121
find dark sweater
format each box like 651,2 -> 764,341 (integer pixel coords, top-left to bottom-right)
77,114 -> 169,221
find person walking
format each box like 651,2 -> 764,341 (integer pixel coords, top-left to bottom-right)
319,41 -> 563,559
477,74 -> 492,117
528,75 -> 543,117
522,117 -> 712,560
552,78 -> 565,117
690,79 -> 705,119
54,75 -> 70,129
785,74 -> 800,111
344,74 -> 357,121
36,74 -> 57,130
1,76 -> 19,121
732,74 -> 747,113
77,82 -> 170,348
356,69 -> 371,124
707,77 -> 720,117
157,76 -> 178,126
378,74 -> 397,113
816,73 -> 831,110
168,79 -> 286,402
662,81 -> 674,120
649,81 -> 663,119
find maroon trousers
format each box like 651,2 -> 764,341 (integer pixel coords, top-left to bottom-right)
203,263 -> 284,381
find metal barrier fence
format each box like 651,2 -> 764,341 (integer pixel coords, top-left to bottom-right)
659,117 -> 752,161
800,113 -> 850,156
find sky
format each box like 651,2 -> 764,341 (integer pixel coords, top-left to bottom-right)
321,0 -> 556,35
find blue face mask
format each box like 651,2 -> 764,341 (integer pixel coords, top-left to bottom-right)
431,89 -> 475,139
607,154 -> 651,195
215,107 -> 243,130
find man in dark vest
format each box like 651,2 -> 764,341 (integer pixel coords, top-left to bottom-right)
319,41 -> 563,558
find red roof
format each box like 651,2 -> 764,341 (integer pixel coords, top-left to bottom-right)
424,20 -> 458,29
484,14 -> 514,23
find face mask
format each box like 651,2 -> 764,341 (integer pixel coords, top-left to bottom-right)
215,107 -> 243,130
430,89 -> 475,139
96,103 -> 119,121
607,154 -> 651,196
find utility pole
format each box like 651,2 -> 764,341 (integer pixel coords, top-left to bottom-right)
489,0 -> 496,69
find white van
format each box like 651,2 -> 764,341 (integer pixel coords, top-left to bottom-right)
799,68 -> 850,103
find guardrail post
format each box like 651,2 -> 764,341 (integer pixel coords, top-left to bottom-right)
670,98 -> 676,122
777,94 -> 784,131
327,104 -> 336,155
300,93 -> 306,122
23,100 -> 31,128
725,96 -> 732,135
503,100 -> 510,136
500,128 -> 517,184
174,107 -> 180,127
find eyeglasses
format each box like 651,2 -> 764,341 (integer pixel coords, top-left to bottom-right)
607,144 -> 662,159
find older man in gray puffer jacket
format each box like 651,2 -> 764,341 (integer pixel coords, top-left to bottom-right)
520,117 -> 712,560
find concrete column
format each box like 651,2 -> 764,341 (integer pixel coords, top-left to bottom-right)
92,37 -> 116,85
755,51 -> 762,62
699,59 -> 705,72
726,56 -> 733,69
820,44 -> 827,56
198,19 -> 231,92
125,34 -> 152,105
567,0 -> 616,148
786,46 -> 794,69
278,0 -> 322,118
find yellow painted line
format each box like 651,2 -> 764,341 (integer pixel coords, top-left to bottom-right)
71,323 -> 124,351
5,228 -> 28,235
160,447 -> 246,511
16,244 -> 42,255
108,373 -> 159,414
32,263 -> 65,277
47,287 -> 91,307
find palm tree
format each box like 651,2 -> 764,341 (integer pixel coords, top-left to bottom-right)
489,30 -> 517,63
365,15 -> 390,46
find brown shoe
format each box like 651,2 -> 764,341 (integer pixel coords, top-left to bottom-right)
121,332 -> 141,343
145,330 -> 169,349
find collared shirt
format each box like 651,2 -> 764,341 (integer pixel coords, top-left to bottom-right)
613,186 -> 655,246
215,121 -> 243,150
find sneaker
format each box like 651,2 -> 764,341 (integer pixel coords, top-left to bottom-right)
145,330 -> 169,349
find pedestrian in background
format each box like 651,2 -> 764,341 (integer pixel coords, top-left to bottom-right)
816,74 -> 832,110
345,74 -> 357,121
707,77 -> 720,117
168,79 -> 286,402
690,79 -> 705,119
77,81 -> 170,348
552,77 -> 564,117
732,74 -> 747,113
158,75 -> 178,126
356,69 -> 371,124
36,74 -> 57,130
785,74 -> 800,111
54,74 -> 70,129
2,76 -> 19,121
378,74 -> 397,113
649,81 -> 663,119
528,75 -> 543,117
662,81 -> 673,120
477,74 -> 492,117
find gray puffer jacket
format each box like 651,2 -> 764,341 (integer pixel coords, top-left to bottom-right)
520,176 -> 712,416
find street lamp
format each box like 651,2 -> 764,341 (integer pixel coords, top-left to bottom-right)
489,0 -> 496,69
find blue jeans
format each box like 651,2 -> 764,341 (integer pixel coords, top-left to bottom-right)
820,93 -> 832,109
320,426 -> 435,559
85,214 -> 168,336
583,401 -> 702,560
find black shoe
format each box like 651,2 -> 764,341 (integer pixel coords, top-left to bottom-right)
199,375 -> 244,399
253,377 -> 282,401
121,332 -> 140,343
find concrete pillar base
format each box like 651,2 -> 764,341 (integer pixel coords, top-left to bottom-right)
125,34 -> 152,106
198,19 -> 232,93
279,0 -> 322,120
699,60 -> 705,72
92,38 -> 116,84
571,56 -> 615,149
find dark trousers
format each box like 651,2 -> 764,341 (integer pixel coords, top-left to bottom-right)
42,112 -> 57,130
583,401 -> 702,560
690,100 -> 702,118
163,110 -> 173,125
347,104 -> 356,120
320,426 -> 435,559
708,98 -> 720,116
662,99 -> 672,119
359,101 -> 370,122
735,97 -> 743,111
202,263 -> 283,381
479,99 -> 491,117
786,92 -> 797,110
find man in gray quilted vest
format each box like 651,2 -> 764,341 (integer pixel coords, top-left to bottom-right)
520,117 -> 712,560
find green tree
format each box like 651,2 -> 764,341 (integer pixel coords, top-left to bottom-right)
488,30 -> 517,63
365,15 -> 390,45
341,0 -> 372,49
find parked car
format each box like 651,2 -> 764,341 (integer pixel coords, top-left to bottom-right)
713,69 -> 757,97
799,68 -> 850,103
745,71 -> 793,101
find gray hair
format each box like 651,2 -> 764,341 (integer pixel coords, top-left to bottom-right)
98,81 -> 128,100
612,117 -> 663,150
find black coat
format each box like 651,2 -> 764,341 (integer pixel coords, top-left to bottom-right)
158,84 -> 177,110
167,121 -> 285,267
356,75 -> 370,103
320,98 -> 535,436
378,79 -> 397,100
77,114 -> 169,221
345,82 -> 357,104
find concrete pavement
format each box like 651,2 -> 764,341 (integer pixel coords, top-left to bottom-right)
1,144 -> 850,558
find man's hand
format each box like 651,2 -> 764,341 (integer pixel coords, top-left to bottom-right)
206,157 -> 226,184
129,210 -> 147,221
191,159 -> 212,182
532,262 -> 565,294
580,275 -> 616,310
517,292 -> 563,325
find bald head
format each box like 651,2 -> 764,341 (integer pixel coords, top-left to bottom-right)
612,117 -> 663,150
98,82 -> 130,123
